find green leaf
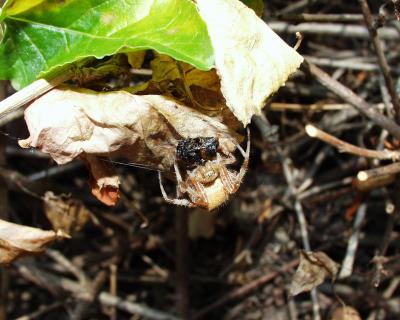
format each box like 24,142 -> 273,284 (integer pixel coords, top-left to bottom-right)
1,0 -> 46,19
240,0 -> 264,16
0,0 -> 214,89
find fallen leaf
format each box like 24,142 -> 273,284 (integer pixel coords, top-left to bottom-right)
131,53 -> 242,131
19,85 -> 240,168
19,86 -> 243,208
43,191 -> 92,235
197,0 -> 303,125
84,155 -> 120,206
0,219 -> 67,265
126,51 -> 146,69
330,306 -> 361,320
289,250 -> 339,296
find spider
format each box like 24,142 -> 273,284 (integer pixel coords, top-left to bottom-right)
158,129 -> 250,211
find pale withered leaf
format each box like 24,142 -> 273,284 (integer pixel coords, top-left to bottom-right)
19,86 -> 242,206
84,155 -> 120,206
19,85 -> 240,167
131,53 -> 242,131
0,219 -> 67,265
44,191 -> 92,235
196,0 -> 304,125
289,250 -> 339,296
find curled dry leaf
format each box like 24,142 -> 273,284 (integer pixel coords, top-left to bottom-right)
20,85 -> 239,167
43,191 -> 92,235
0,219 -> 67,265
19,86 -> 243,208
289,250 -> 339,296
196,0 -> 304,125
84,155 -> 120,206
131,53 -> 242,131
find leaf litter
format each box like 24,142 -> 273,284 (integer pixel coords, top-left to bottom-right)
2,0 -> 303,264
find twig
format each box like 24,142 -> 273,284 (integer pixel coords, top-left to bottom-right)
0,71 -> 73,121
27,161 -> 83,182
175,207 -> 189,319
46,249 -> 88,285
305,56 -> 386,72
339,203 -> 367,278
15,302 -> 63,320
0,80 -> 9,320
16,260 -> 180,320
305,124 -> 400,160
71,270 -> 108,320
270,102 -> 352,112
359,0 -> 400,123
372,180 -> 400,287
269,21 -> 400,40
281,155 -> 321,320
99,292 -> 180,320
275,13 -> 365,23
304,61 -> 400,139
357,161 -> 400,183
109,264 -> 117,320
298,177 -> 353,201
192,259 -> 299,320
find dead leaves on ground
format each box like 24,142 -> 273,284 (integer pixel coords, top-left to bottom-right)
289,250 -> 339,296
0,219 -> 68,265
43,191 -> 92,235
3,0 -> 303,262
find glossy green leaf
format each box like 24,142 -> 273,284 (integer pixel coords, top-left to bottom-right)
1,0 -> 46,19
0,0 -> 214,89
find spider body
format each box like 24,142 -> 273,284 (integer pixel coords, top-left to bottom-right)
159,129 -> 250,211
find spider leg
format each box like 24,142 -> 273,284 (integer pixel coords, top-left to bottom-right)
174,162 -> 184,184
185,176 -> 209,209
158,171 -> 194,207
219,127 -> 251,194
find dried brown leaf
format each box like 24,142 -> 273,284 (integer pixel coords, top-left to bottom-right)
84,155 -> 120,206
19,86 -> 243,207
0,219 -> 67,265
197,0 -> 303,125
43,191 -> 92,235
20,85 -> 240,168
289,250 -> 339,296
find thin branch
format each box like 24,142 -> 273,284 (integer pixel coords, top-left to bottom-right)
357,161 -> 400,183
359,0 -> 400,123
339,203 -> 367,278
304,61 -> 400,139
275,13 -> 365,23
0,71 -> 73,122
175,207 -> 189,319
269,21 -> 400,40
306,124 -> 400,160
192,259 -> 299,320
282,154 -> 321,320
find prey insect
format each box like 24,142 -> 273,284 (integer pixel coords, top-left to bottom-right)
176,137 -> 219,166
159,128 -> 250,211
